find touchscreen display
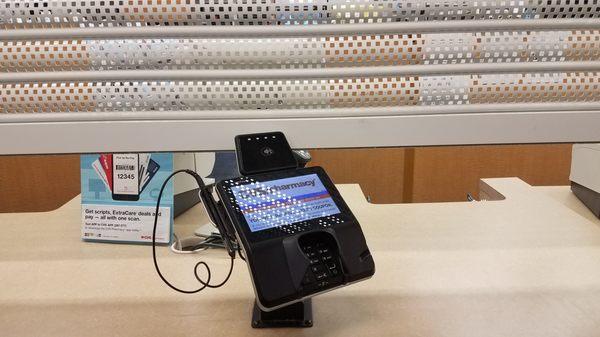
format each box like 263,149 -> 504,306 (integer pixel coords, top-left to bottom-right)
230,173 -> 341,232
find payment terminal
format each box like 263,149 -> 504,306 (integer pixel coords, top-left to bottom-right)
215,132 -> 375,318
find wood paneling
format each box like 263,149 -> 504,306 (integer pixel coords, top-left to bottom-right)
0,155 -> 80,213
310,144 -> 572,204
409,144 -> 573,203
309,148 -> 407,204
0,144 -> 573,212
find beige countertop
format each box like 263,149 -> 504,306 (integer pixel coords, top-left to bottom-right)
1,178 -> 600,337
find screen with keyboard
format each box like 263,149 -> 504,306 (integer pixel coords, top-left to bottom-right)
229,173 -> 341,232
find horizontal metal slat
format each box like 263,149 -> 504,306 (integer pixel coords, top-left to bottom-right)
2,103 -> 600,123
2,111 -> 600,154
2,62 -> 600,83
2,20 -> 600,40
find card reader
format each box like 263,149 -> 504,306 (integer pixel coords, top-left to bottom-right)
216,166 -> 375,311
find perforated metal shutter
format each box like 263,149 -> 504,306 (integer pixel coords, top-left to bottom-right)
1,1 -> 600,153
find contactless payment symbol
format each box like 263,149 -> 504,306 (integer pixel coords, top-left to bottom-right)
261,146 -> 275,157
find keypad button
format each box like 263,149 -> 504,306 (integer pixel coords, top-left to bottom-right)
311,265 -> 326,274
318,247 -> 330,255
302,245 -> 313,252
315,272 -> 328,281
302,271 -> 316,285
306,250 -> 317,258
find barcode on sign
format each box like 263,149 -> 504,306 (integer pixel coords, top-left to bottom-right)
115,165 -> 135,171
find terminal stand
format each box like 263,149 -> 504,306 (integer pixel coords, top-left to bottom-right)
222,132 -> 376,328
252,299 -> 313,328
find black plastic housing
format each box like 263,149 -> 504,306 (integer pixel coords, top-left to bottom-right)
216,167 -> 375,311
234,131 -> 298,175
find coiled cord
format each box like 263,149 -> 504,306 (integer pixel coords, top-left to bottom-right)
152,169 -> 235,294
